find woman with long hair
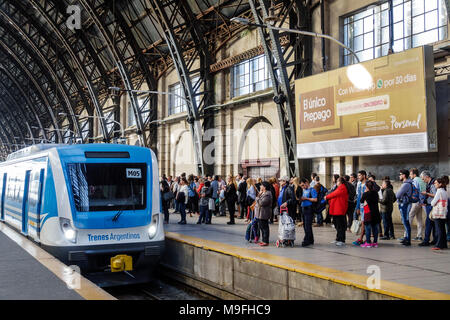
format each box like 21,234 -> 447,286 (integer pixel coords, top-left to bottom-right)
360,180 -> 381,247
224,175 -> 238,225
246,178 -> 257,221
430,177 -> 448,250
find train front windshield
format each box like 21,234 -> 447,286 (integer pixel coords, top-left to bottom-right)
67,163 -> 147,212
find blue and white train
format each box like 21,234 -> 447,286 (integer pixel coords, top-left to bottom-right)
0,144 -> 164,286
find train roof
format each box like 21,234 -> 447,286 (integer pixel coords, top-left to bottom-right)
6,143 -> 151,162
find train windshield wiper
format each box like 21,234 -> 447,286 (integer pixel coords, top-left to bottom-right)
112,210 -> 123,222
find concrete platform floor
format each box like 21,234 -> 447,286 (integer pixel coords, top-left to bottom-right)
165,211 -> 450,296
0,223 -> 115,300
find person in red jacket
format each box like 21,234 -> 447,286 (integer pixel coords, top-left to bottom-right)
325,177 -> 349,246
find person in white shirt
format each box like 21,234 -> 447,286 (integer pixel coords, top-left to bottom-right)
177,178 -> 189,225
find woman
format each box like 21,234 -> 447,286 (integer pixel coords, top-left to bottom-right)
160,179 -> 171,224
270,177 -> 280,222
224,175 -> 238,225
177,178 -> 189,224
255,178 -> 263,193
197,180 -> 212,224
379,178 -> 396,240
292,177 -> 303,226
254,181 -> 273,246
324,177 -> 348,246
187,174 -> 199,217
324,174 -> 340,224
246,178 -> 257,221
430,178 -> 448,250
360,180 -> 381,248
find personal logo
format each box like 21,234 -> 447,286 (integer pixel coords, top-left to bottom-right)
377,79 -> 383,89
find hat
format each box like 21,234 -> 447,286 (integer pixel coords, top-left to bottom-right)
279,176 -> 289,181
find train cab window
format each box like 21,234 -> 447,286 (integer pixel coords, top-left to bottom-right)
67,163 -> 147,212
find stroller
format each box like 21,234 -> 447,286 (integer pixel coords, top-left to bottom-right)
276,207 -> 296,248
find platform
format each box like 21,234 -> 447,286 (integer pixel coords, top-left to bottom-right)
0,223 -> 115,300
164,212 -> 450,300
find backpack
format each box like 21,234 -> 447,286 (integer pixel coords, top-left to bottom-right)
312,186 -> 327,213
407,182 -> 420,203
344,182 -> 356,203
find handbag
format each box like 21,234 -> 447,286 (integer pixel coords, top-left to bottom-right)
162,191 -> 174,202
363,202 -> 371,223
430,200 -> 447,220
351,218 -> 362,235
208,198 -> 215,211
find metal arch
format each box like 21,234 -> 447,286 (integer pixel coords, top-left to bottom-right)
107,0 -> 159,150
24,0 -> 109,143
5,0 -> 97,142
149,0 -> 207,176
0,60 -> 45,141
248,0 -> 301,178
0,36 -> 62,142
0,95 -> 27,143
78,0 -> 148,146
0,6 -> 82,140
0,76 -> 36,143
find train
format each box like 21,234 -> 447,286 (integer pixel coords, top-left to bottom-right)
0,143 -> 164,286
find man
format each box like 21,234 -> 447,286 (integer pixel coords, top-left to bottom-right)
279,176 -> 297,221
344,175 -> 356,230
310,173 -> 318,188
419,171 -> 437,246
237,173 -> 247,219
409,168 -> 426,241
300,178 -> 317,247
396,169 -> 414,246
211,175 -> 220,216
218,176 -> 227,216
353,170 -> 368,246
350,173 -> 358,189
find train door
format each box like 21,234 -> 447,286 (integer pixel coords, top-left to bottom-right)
21,170 -> 31,235
30,169 -> 45,239
0,173 -> 6,222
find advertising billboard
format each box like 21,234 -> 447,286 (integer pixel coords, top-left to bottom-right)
295,46 -> 437,159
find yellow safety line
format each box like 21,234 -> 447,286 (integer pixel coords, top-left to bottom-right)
0,223 -> 116,300
166,231 -> 450,300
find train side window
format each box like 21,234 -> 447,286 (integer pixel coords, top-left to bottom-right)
28,170 -> 42,208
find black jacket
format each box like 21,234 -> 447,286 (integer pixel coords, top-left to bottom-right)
281,185 -> 297,217
237,180 -> 247,204
361,191 -> 381,225
224,183 -> 237,204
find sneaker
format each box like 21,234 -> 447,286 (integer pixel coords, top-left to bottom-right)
413,237 -> 423,241
196,221 -> 201,224
227,222 -> 235,225
431,247 -> 441,251
380,236 -> 390,240
330,240 -> 337,244
336,241 -> 345,247
418,241 -> 430,247
402,241 -> 411,246
360,242 -> 372,248
259,242 -> 268,246
398,237 -> 405,242
371,243 -> 378,248
352,239 -> 363,246
178,221 -> 186,225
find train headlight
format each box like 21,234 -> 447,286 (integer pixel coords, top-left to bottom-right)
60,218 -> 77,243
148,214 -> 159,239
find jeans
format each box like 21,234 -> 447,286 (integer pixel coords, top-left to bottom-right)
315,209 -> 323,225
399,203 -> 412,242
424,205 -> 436,243
198,205 -> 208,223
365,223 -> 379,243
179,202 -> 186,222
258,219 -> 270,244
381,210 -> 395,238
302,206 -> 314,245
162,202 -> 169,223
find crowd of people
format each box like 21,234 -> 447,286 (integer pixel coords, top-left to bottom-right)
159,169 -> 449,250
